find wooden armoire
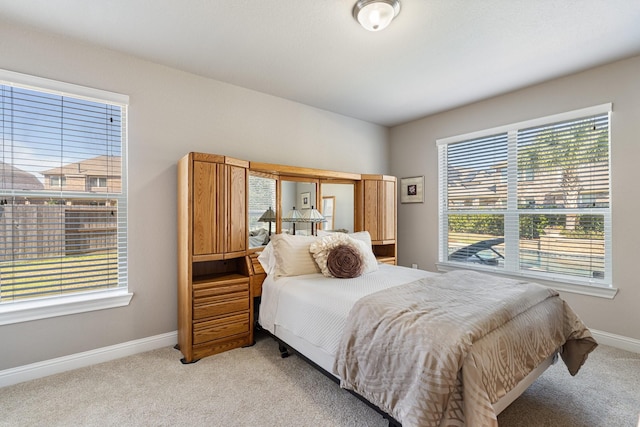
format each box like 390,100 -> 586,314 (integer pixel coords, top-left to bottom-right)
177,153 -> 253,363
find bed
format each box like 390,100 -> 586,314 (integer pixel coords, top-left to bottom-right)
256,232 -> 597,427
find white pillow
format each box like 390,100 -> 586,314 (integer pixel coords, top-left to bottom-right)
346,237 -> 378,275
270,234 -> 321,278
317,230 -> 373,246
310,233 -> 378,277
347,231 -> 373,247
257,242 -> 276,276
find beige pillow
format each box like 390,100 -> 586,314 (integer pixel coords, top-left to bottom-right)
270,234 -> 321,278
310,233 -> 378,277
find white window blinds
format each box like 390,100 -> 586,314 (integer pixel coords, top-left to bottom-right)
0,71 -> 128,303
438,104 -> 611,286
447,133 -> 508,210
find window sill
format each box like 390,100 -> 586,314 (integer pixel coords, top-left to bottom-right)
435,262 -> 618,299
0,289 -> 134,326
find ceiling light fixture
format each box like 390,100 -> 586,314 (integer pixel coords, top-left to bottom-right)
353,0 -> 401,32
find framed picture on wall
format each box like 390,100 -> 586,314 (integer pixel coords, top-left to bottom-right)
400,176 -> 424,203
300,191 -> 311,209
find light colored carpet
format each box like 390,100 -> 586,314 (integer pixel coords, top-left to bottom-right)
1,332 -> 639,427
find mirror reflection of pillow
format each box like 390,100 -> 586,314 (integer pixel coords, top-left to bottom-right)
250,228 -> 267,237
249,228 -> 270,246
256,228 -> 269,244
326,244 -> 364,278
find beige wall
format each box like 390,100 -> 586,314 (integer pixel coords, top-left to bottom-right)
0,21 -> 389,370
390,55 -> 640,341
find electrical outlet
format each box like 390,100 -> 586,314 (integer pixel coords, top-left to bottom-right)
411,263 -> 418,269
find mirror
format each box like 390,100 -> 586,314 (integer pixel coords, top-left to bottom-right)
249,169 -> 356,240
320,182 -> 355,233
281,178 -> 317,236
322,196 -> 335,230
248,173 -> 277,248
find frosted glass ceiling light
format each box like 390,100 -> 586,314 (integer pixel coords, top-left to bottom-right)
353,0 -> 401,32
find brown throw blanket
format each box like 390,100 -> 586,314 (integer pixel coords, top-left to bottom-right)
333,270 -> 597,427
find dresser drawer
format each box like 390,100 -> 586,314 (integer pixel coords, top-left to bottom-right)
193,295 -> 249,320
193,277 -> 249,299
193,313 -> 250,345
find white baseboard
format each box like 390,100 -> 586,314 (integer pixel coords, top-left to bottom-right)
0,331 -> 177,388
591,329 -> 640,354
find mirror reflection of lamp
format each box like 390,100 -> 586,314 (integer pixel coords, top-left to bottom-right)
282,206 -> 304,235
257,206 -> 276,236
301,206 -> 326,236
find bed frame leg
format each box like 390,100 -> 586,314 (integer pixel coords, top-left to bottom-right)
278,343 -> 290,358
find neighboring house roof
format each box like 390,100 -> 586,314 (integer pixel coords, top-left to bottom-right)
40,155 -> 121,177
0,162 -> 45,190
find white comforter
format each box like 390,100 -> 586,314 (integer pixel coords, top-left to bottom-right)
258,264 -> 437,358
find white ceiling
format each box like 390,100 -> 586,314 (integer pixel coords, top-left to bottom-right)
1,0 -> 639,127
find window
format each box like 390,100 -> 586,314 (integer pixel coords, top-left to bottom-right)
0,69 -> 130,324
89,177 -> 108,188
438,104 -> 611,288
50,176 -> 66,188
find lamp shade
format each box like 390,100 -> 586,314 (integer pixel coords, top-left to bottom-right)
258,206 -> 276,222
301,206 -> 326,236
353,0 -> 401,32
301,206 -> 326,223
282,207 -> 304,222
